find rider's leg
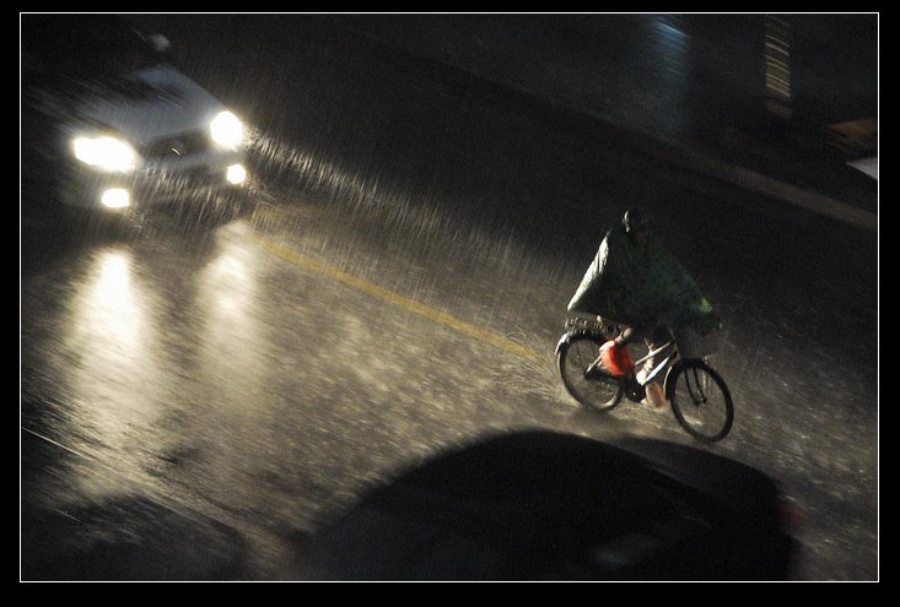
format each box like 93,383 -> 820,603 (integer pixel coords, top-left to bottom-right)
637,326 -> 669,383
638,325 -> 671,409
641,325 -> 673,378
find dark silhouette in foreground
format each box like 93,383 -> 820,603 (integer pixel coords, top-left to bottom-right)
301,429 -> 798,581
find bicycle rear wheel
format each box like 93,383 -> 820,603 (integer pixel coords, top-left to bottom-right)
665,359 -> 734,443
556,333 -> 623,412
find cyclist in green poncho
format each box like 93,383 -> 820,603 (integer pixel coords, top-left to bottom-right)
567,208 -> 718,409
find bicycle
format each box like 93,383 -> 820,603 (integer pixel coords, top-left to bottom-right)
555,316 -> 734,443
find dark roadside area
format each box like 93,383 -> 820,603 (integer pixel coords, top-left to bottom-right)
332,13 -> 877,233
21,14 -> 877,582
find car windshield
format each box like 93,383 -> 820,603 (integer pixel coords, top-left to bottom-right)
23,15 -> 163,84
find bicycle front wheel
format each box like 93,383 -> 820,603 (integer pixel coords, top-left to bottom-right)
666,360 -> 734,443
556,333 -> 623,412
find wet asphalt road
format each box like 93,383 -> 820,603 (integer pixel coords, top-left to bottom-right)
20,15 -> 878,581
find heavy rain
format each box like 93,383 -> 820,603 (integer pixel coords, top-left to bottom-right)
21,14 -> 878,581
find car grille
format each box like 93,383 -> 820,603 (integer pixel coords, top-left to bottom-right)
138,166 -> 221,198
140,129 -> 210,160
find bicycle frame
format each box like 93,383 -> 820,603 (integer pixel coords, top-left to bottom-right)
580,336 -> 678,388
631,340 -> 679,387
562,315 -> 709,387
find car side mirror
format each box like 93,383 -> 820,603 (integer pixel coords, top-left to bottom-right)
147,33 -> 171,54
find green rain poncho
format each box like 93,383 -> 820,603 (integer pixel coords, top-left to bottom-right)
567,220 -> 715,331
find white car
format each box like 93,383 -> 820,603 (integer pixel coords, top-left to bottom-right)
22,15 -> 251,216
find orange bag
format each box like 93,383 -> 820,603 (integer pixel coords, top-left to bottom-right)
599,341 -> 634,377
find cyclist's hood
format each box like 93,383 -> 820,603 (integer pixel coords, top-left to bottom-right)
622,207 -> 652,234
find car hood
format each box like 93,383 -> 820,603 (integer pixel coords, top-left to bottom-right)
302,429 -> 797,581
73,64 -> 226,144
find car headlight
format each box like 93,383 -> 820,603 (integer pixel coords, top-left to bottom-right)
71,134 -> 138,173
210,111 -> 245,149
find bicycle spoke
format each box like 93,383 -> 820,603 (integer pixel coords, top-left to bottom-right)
558,334 -> 622,412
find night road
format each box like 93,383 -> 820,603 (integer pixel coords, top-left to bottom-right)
20,14 -> 878,582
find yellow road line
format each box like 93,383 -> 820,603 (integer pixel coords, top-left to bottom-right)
259,238 -> 542,361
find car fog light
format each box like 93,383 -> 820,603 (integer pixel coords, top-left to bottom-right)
226,163 -> 247,185
100,188 -> 131,209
